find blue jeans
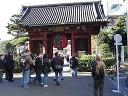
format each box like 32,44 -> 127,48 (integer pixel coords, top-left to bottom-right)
72,68 -> 77,77
43,73 -> 48,85
55,71 -> 62,84
21,70 -> 30,87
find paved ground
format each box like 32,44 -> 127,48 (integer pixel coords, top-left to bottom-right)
108,62 -> 128,96
0,62 -> 125,96
0,71 -> 124,96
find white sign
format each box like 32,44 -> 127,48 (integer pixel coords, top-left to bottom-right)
114,34 -> 122,45
107,0 -> 125,16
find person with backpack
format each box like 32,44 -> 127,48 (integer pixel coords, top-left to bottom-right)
70,53 -> 78,78
91,54 -> 106,96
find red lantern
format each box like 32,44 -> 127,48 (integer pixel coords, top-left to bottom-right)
53,33 -> 67,49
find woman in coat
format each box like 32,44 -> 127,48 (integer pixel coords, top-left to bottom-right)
42,54 -> 51,87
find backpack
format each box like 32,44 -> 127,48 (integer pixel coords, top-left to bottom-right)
70,57 -> 78,68
96,65 -> 105,79
91,61 -> 105,79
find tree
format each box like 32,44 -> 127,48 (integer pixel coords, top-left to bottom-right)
97,15 -> 126,57
0,40 -> 11,54
5,14 -> 29,55
6,14 -> 27,38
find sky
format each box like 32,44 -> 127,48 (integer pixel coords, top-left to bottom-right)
0,0 -> 127,41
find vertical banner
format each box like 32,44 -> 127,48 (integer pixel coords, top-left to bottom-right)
62,34 -> 67,48
107,0 -> 125,16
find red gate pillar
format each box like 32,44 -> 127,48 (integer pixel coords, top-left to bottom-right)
47,35 -> 53,59
71,32 -> 75,56
88,32 -> 91,55
44,33 -> 53,59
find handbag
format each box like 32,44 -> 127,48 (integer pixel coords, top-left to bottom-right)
55,64 -> 63,70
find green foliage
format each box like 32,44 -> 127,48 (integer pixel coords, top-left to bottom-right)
78,55 -> 95,71
6,14 -> 28,38
10,36 -> 29,47
6,14 -> 23,33
99,43 -> 113,57
96,15 -> 126,57
102,57 -> 116,68
0,40 -> 10,54
78,55 -> 115,72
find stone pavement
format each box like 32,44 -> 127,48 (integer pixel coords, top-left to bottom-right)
0,71 -> 124,96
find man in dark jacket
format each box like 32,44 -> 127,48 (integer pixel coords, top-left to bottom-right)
51,52 -> 64,86
0,54 -> 5,83
4,52 -> 15,82
70,53 -> 78,78
33,53 -> 42,85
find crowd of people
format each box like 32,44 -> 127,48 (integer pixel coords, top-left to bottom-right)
0,50 -> 79,88
0,50 -> 106,96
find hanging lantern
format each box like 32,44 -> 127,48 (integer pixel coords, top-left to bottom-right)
53,33 -> 67,49
53,34 -> 62,48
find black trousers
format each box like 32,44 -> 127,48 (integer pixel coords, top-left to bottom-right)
94,79 -> 104,96
5,67 -> 13,82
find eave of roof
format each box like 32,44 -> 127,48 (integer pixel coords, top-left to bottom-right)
21,1 -> 108,27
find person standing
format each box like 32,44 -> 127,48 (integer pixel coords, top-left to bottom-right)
42,54 -> 51,87
4,51 -> 15,82
33,53 -> 42,85
21,49 -> 33,88
70,53 -> 78,78
0,54 -> 5,83
91,55 -> 106,96
51,52 -> 64,86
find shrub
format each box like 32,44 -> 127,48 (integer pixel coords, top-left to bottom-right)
78,55 -> 95,72
13,59 -> 22,73
78,55 -> 116,72
102,57 -> 116,68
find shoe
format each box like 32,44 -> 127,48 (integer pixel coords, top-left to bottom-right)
43,85 -> 48,87
54,79 -> 56,81
41,82 -> 43,85
8,80 -> 14,82
5,78 -> 8,80
23,86 -> 29,88
56,81 -> 60,86
56,83 -> 60,86
61,78 -> 64,80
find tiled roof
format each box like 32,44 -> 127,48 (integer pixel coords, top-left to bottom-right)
21,1 -> 108,27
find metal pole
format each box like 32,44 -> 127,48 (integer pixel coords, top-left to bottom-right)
126,11 -> 128,56
115,39 -> 120,92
